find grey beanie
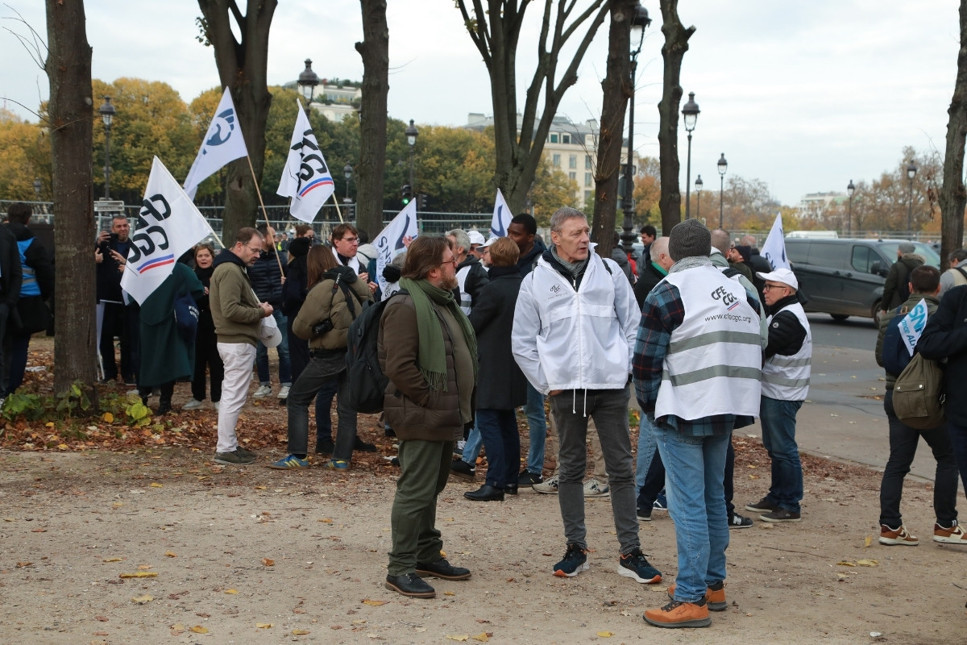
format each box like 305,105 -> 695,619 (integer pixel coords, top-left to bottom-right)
898,242 -> 915,254
668,219 -> 711,261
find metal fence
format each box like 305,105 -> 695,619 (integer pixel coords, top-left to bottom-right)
0,199 -> 493,247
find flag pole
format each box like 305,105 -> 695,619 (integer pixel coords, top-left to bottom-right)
331,192 -> 344,224
245,155 -> 284,276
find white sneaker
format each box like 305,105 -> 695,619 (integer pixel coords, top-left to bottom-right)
253,385 -> 272,398
277,385 -> 291,399
533,475 -> 560,494
182,399 -> 204,411
583,478 -> 610,499
214,402 -> 220,411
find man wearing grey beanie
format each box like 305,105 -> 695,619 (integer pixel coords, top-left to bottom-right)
633,218 -> 763,628
880,242 -> 924,316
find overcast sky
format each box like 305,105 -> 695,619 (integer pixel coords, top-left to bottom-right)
0,0 -> 959,206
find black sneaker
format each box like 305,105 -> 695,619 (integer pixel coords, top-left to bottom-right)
315,438 -> 335,455
745,496 -> 778,513
385,572 -> 435,598
518,470 -> 543,486
728,512 -> 754,529
354,436 -> 378,452
637,507 -> 653,522
552,543 -> 588,578
450,459 -> 476,480
213,449 -> 255,465
415,558 -> 471,580
760,508 -> 801,523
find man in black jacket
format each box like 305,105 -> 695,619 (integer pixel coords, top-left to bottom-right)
4,203 -> 52,396
95,215 -> 137,384
251,224 -> 290,400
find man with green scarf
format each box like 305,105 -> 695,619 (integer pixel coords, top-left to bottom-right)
379,236 -> 478,599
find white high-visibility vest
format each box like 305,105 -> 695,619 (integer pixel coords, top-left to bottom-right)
761,302 -> 811,401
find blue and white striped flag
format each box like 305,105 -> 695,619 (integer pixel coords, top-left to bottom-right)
277,100 -> 335,223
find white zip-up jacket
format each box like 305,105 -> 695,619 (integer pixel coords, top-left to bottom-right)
512,251 -> 640,394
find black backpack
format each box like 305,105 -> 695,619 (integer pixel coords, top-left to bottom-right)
343,290 -> 405,414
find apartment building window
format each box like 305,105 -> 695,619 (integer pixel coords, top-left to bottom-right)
585,172 -> 593,187
568,171 -> 576,182
550,133 -> 559,143
585,155 -> 592,169
562,133 -> 571,144
552,153 -> 561,167
569,155 -> 577,169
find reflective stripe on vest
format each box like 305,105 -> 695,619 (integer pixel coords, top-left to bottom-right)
456,265 -> 472,315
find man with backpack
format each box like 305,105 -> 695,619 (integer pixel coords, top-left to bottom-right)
880,243 -> 924,317
874,265 -> 961,546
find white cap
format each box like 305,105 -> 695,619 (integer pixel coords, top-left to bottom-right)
259,313 -> 283,348
482,236 -> 499,248
467,229 -> 486,246
756,267 -> 798,291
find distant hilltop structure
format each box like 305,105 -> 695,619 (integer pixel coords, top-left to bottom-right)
283,77 -> 361,121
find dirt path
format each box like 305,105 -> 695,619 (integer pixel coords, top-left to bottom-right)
1,436 -> 965,644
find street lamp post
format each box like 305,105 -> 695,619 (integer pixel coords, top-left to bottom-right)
695,174 -> 703,223
98,96 -> 116,199
621,2 -> 651,253
297,59 -> 319,115
717,153 -> 728,228
846,179 -> 855,236
405,119 -> 418,195
343,164 -> 353,202
682,92 -> 700,219
906,161 -> 917,235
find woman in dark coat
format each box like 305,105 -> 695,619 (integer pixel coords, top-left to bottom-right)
464,237 -> 529,501
138,262 -> 204,415
185,242 -> 223,410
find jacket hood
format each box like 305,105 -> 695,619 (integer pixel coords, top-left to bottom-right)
213,248 -> 247,269
6,222 -> 33,242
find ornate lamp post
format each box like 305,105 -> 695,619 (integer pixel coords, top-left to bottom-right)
405,119 -> 419,195
620,2 -> 651,253
906,160 -> 917,234
682,92 -> 700,219
846,179 -> 855,236
297,59 -> 319,115
695,174 -> 703,223
98,96 -> 116,199
717,153 -> 728,228
343,164 -> 353,202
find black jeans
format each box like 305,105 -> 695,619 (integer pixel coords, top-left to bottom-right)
286,354 -> 356,460
879,389 -> 958,527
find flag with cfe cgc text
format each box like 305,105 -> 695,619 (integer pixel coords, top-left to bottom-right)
277,99 -> 335,222
121,157 -> 215,305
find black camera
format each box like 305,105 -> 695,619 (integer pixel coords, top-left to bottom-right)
312,319 -> 334,337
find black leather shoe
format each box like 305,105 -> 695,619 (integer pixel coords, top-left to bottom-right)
385,572 -> 436,598
464,484 -> 505,502
504,484 -> 519,495
415,558 -> 471,580
354,436 -> 378,452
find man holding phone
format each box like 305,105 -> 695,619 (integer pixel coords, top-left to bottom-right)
95,215 -> 139,384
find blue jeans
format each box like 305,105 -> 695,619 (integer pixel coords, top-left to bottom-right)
880,390 -> 958,527
635,414 -> 658,495
256,309 -> 292,386
524,383 -> 546,475
549,387 -> 639,554
459,422 -> 483,465
655,427 -> 730,603
476,409 -> 520,488
759,396 -> 804,513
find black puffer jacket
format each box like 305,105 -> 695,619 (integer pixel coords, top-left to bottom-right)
917,285 -> 967,425
248,248 -> 288,307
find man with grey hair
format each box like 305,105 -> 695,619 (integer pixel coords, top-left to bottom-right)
513,206 -> 662,584
446,229 -> 489,315
880,242 -> 924,315
939,248 -> 967,296
634,218 -> 762,628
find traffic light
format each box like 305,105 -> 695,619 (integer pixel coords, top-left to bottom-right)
401,184 -> 412,206
418,193 -> 427,211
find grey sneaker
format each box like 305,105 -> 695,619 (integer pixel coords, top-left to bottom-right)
214,449 -> 255,465
182,398 -> 204,411
533,475 -> 559,494
253,384 -> 272,398
583,477 -> 610,498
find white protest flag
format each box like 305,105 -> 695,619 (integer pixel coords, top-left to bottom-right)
277,100 -> 335,222
760,213 -> 790,270
374,201 -> 419,296
182,87 -> 249,199
490,188 -> 514,238
121,157 -> 215,305
898,298 -> 930,355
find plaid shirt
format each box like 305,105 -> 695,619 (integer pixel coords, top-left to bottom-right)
633,270 -> 759,437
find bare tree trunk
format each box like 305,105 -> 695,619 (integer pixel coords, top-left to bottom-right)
591,0 -> 634,258
354,0 -> 389,237
197,0 -> 277,242
457,0 -> 609,215
46,0 -> 97,396
656,0 -> 694,234
940,0 -> 967,268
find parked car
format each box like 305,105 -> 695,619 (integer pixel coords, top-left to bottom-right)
785,238 -> 940,321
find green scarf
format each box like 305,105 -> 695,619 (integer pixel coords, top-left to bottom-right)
399,277 -> 478,391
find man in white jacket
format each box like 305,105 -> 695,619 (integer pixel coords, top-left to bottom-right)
512,207 -> 662,584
